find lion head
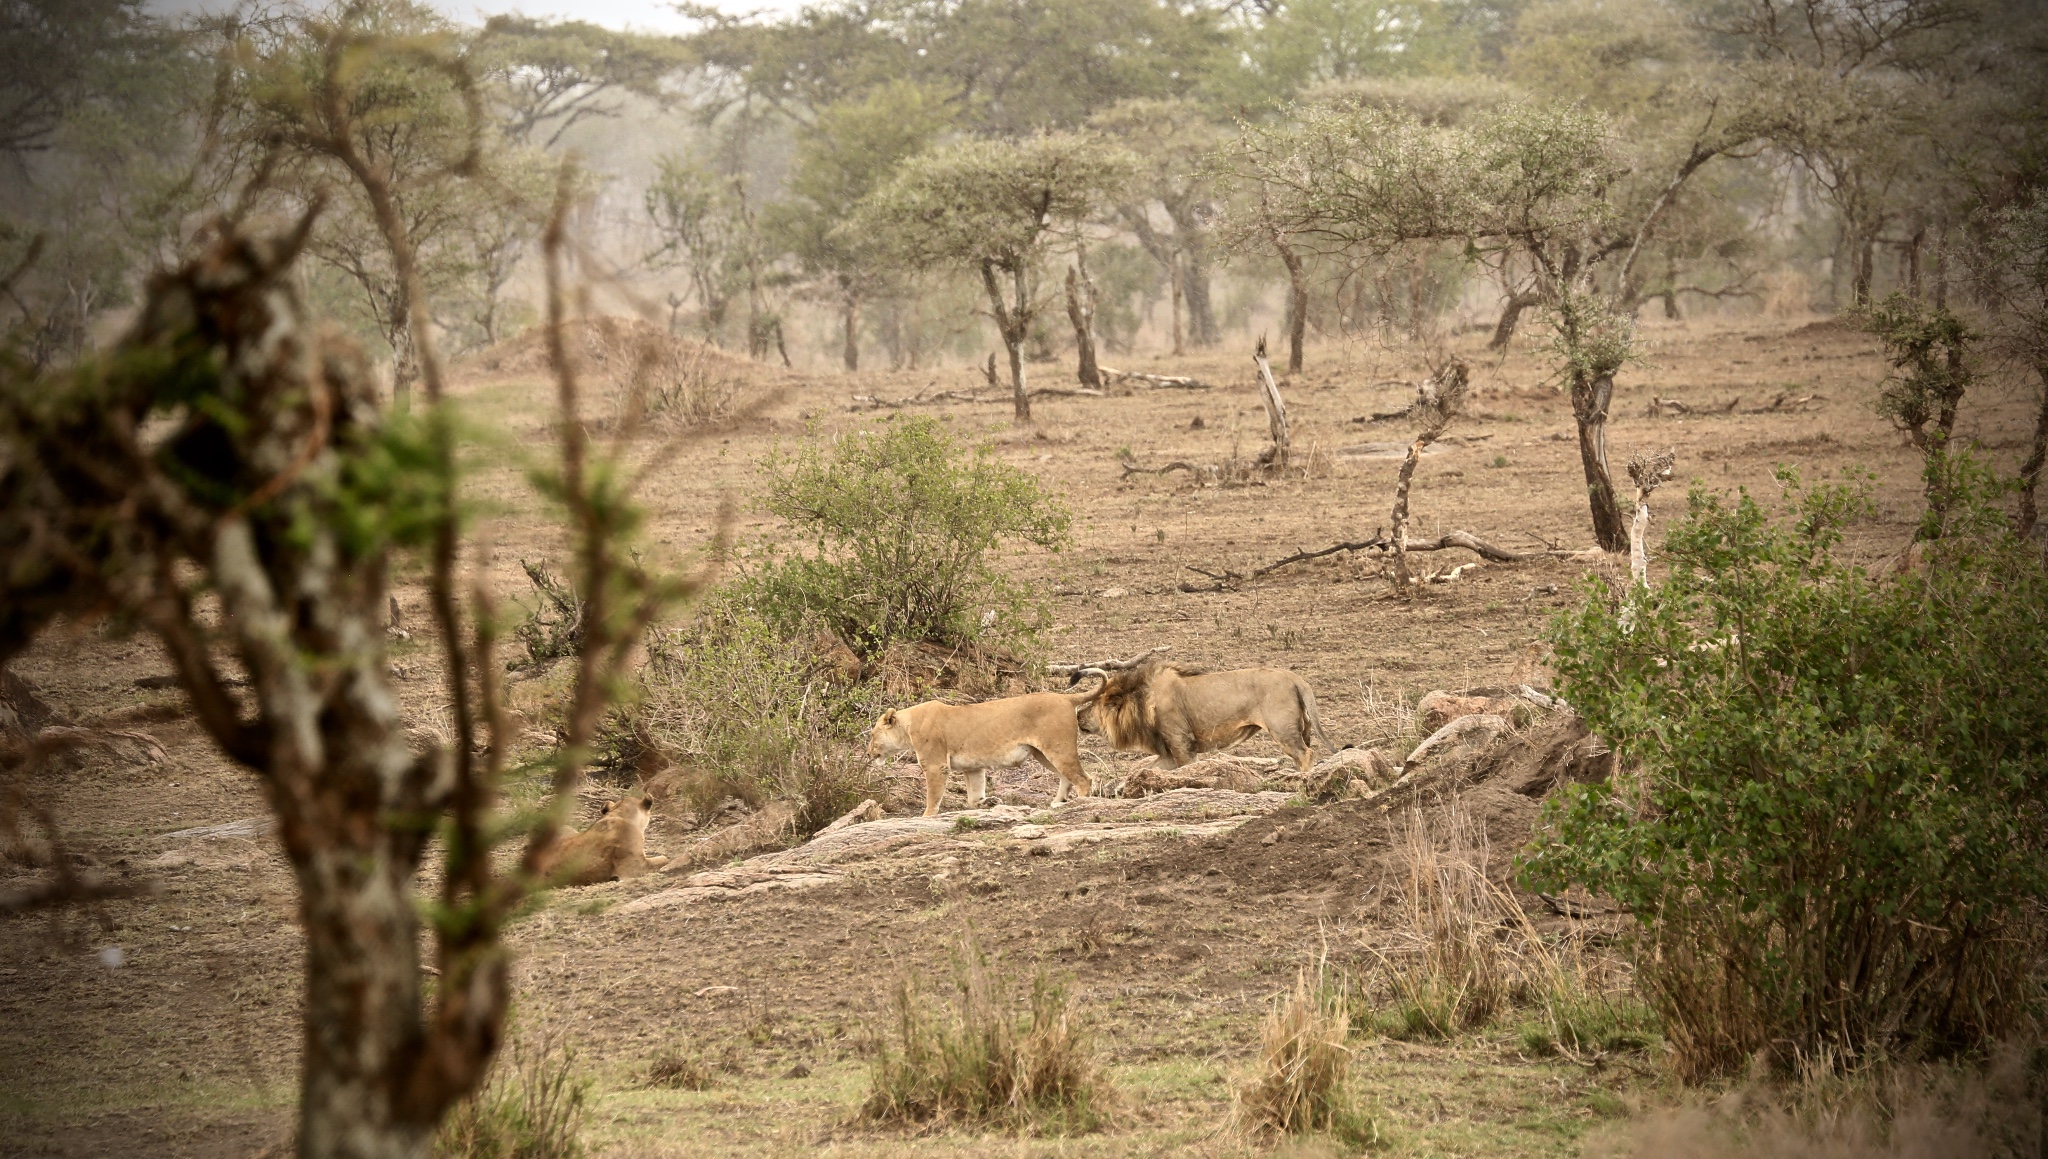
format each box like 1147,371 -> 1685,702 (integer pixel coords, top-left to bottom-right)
867,709 -> 912,758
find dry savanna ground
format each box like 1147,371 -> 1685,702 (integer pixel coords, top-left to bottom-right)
2,311 -> 2036,1158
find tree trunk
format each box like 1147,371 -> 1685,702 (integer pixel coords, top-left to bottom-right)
1390,437 -> 1424,596
2017,365 -> 2048,539
1906,226 -> 1925,301
298,848 -> 439,1159
841,287 -> 859,372
1065,264 -> 1100,388
1252,336 -> 1288,469
1854,234 -> 1876,307
1489,293 -> 1537,351
1573,371 -> 1629,552
982,260 -> 1030,423
1169,258 -> 1184,357
390,324 -> 419,411
1277,236 -> 1307,374
1183,246 -> 1219,347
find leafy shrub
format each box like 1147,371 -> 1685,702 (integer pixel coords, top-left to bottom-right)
435,1033 -> 587,1159
1523,469 -> 2048,1081
636,597 -> 882,835
741,416 -> 1070,657
862,936 -> 1111,1132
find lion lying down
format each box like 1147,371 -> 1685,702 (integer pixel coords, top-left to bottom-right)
536,793 -> 668,886
1079,660 -> 1332,771
868,688 -> 1100,816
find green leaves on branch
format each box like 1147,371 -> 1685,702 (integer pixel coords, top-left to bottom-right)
851,132 -> 1137,272
739,416 -> 1070,657
1522,468 -> 2048,1080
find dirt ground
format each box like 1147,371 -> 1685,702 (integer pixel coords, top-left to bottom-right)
2,311 -> 2036,1157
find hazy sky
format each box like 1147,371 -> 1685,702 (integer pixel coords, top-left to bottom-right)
145,0 -> 807,33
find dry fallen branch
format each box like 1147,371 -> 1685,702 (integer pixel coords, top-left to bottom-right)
1745,391 -> 1826,413
851,386 -> 1104,411
1096,365 -> 1214,389
1046,646 -> 1169,681
1177,528 -> 1586,593
1646,395 -> 1740,417
1626,448 -> 1677,588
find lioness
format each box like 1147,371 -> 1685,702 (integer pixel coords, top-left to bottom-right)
1079,660 -> 1331,771
867,689 -> 1099,816
536,793 -> 668,886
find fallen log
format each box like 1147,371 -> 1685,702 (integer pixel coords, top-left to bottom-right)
1097,365 -> 1213,390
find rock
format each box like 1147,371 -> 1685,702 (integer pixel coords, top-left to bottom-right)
1403,714 -> 1511,771
1096,587 -> 1128,598
1009,824 -> 1048,839
1122,754 -> 1276,797
1261,829 -> 1280,845
1416,690 -> 1507,733
1301,747 -> 1397,801
816,798 -> 882,837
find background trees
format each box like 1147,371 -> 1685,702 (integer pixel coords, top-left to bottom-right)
856,132 -> 1133,422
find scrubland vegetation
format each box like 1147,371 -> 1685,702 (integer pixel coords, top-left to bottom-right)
3,1 -> 2048,1157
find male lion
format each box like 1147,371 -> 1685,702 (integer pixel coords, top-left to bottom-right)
1078,660 -> 1332,771
536,793 -> 669,886
867,688 -> 1099,816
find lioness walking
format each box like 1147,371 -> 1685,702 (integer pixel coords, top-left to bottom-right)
868,687 -> 1100,816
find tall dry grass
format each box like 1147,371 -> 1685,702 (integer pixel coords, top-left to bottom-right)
435,1031 -> 587,1159
1357,800 -> 1657,1056
1234,964 -> 1383,1147
861,936 -> 1112,1133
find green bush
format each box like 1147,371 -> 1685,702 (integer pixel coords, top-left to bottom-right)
1522,468 -> 2048,1081
741,416 -> 1070,656
636,597 -> 882,835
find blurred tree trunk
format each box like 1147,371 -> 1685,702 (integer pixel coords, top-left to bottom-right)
1065,259 -> 1100,388
841,282 -> 860,372
1277,236 -> 1308,374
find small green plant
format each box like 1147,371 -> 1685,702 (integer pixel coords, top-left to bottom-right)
742,416 -> 1071,657
1524,466 -> 2048,1081
435,1033 -> 588,1159
862,935 -> 1112,1133
1491,455 -> 1509,468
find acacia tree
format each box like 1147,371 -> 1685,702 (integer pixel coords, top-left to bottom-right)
855,132 -> 1133,422
2,21 -> 706,1159
1092,99 -> 1223,352
1709,0 -> 1977,307
1964,192 -> 2048,535
1238,99 -> 1757,549
232,0 -> 493,406
766,80 -> 952,371
475,15 -> 690,148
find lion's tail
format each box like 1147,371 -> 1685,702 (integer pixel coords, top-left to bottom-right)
1297,680 -> 1334,756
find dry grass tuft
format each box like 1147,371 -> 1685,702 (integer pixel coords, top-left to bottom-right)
435,1031 -> 587,1159
861,936 -> 1112,1133
1234,965 -> 1381,1145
